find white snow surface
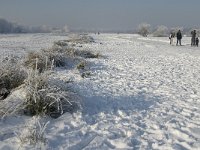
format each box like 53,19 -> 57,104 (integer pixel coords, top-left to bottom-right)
1,33 -> 200,149
0,33 -> 69,59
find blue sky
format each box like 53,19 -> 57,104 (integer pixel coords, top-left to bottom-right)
0,0 -> 199,30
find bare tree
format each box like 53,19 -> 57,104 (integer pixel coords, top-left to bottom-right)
153,25 -> 169,37
170,27 -> 184,34
137,23 -> 151,37
62,25 -> 69,33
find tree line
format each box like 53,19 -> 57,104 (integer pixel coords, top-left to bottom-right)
137,23 -> 200,37
0,18 -> 199,36
0,18 -> 69,34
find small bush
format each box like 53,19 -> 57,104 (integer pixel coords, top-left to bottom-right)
24,70 -> 79,118
42,45 -> 75,67
75,50 -> 100,58
77,62 -> 86,70
67,35 -> 95,44
54,40 -> 68,47
79,35 -> 95,43
16,117 -> 49,145
24,45 -> 75,71
44,51 -> 66,68
49,43 -> 75,57
81,71 -> 91,78
24,51 -> 51,73
0,88 -> 10,100
138,23 -> 151,37
153,25 -> 169,37
0,57 -> 26,100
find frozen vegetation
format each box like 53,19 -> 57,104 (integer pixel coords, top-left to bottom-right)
0,33 -> 200,149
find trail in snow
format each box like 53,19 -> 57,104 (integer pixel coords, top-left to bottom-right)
51,34 -> 200,149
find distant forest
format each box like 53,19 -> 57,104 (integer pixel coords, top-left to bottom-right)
0,18 -> 55,33
0,18 -> 199,36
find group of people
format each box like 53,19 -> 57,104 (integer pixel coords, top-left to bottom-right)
169,30 -> 182,46
169,30 -> 199,47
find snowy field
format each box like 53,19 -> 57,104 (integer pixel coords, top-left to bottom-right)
0,33 -> 69,59
1,33 -> 200,149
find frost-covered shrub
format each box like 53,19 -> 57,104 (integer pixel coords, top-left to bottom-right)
67,35 -> 95,44
0,57 -> 26,99
54,40 -> 68,47
77,61 -> 86,70
170,27 -> 184,35
195,29 -> 200,37
138,23 -> 151,37
52,42 -> 75,56
81,71 -> 91,78
75,50 -> 100,58
42,48 -> 66,68
62,25 -> 69,33
24,45 -> 75,71
79,35 -> 95,43
43,44 -> 75,67
153,25 -> 169,37
16,117 -> 49,146
24,70 -> 79,118
24,51 -> 51,73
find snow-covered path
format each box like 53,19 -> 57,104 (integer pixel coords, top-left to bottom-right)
1,34 -> 200,149
49,34 -> 200,149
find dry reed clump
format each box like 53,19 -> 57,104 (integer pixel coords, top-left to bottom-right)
24,42 -> 76,72
76,61 -> 86,70
52,42 -> 75,57
24,38 -> 99,73
42,44 -> 75,67
24,51 -> 51,73
75,50 -> 100,58
23,70 -> 79,118
81,71 -> 91,78
0,57 -> 26,100
54,40 -> 68,47
43,49 -> 66,68
15,117 -> 49,146
67,35 -> 95,44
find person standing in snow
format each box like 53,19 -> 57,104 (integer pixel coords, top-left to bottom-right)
196,37 -> 199,47
169,32 -> 175,45
176,30 -> 182,46
191,30 -> 196,46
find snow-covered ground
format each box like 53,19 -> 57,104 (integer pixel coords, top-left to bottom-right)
0,33 -> 69,59
1,33 -> 200,149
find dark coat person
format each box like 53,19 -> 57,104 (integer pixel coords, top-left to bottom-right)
176,30 -> 182,46
191,30 -> 196,46
196,37 -> 199,47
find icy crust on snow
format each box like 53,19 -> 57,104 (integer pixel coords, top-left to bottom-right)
1,33 -> 200,149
